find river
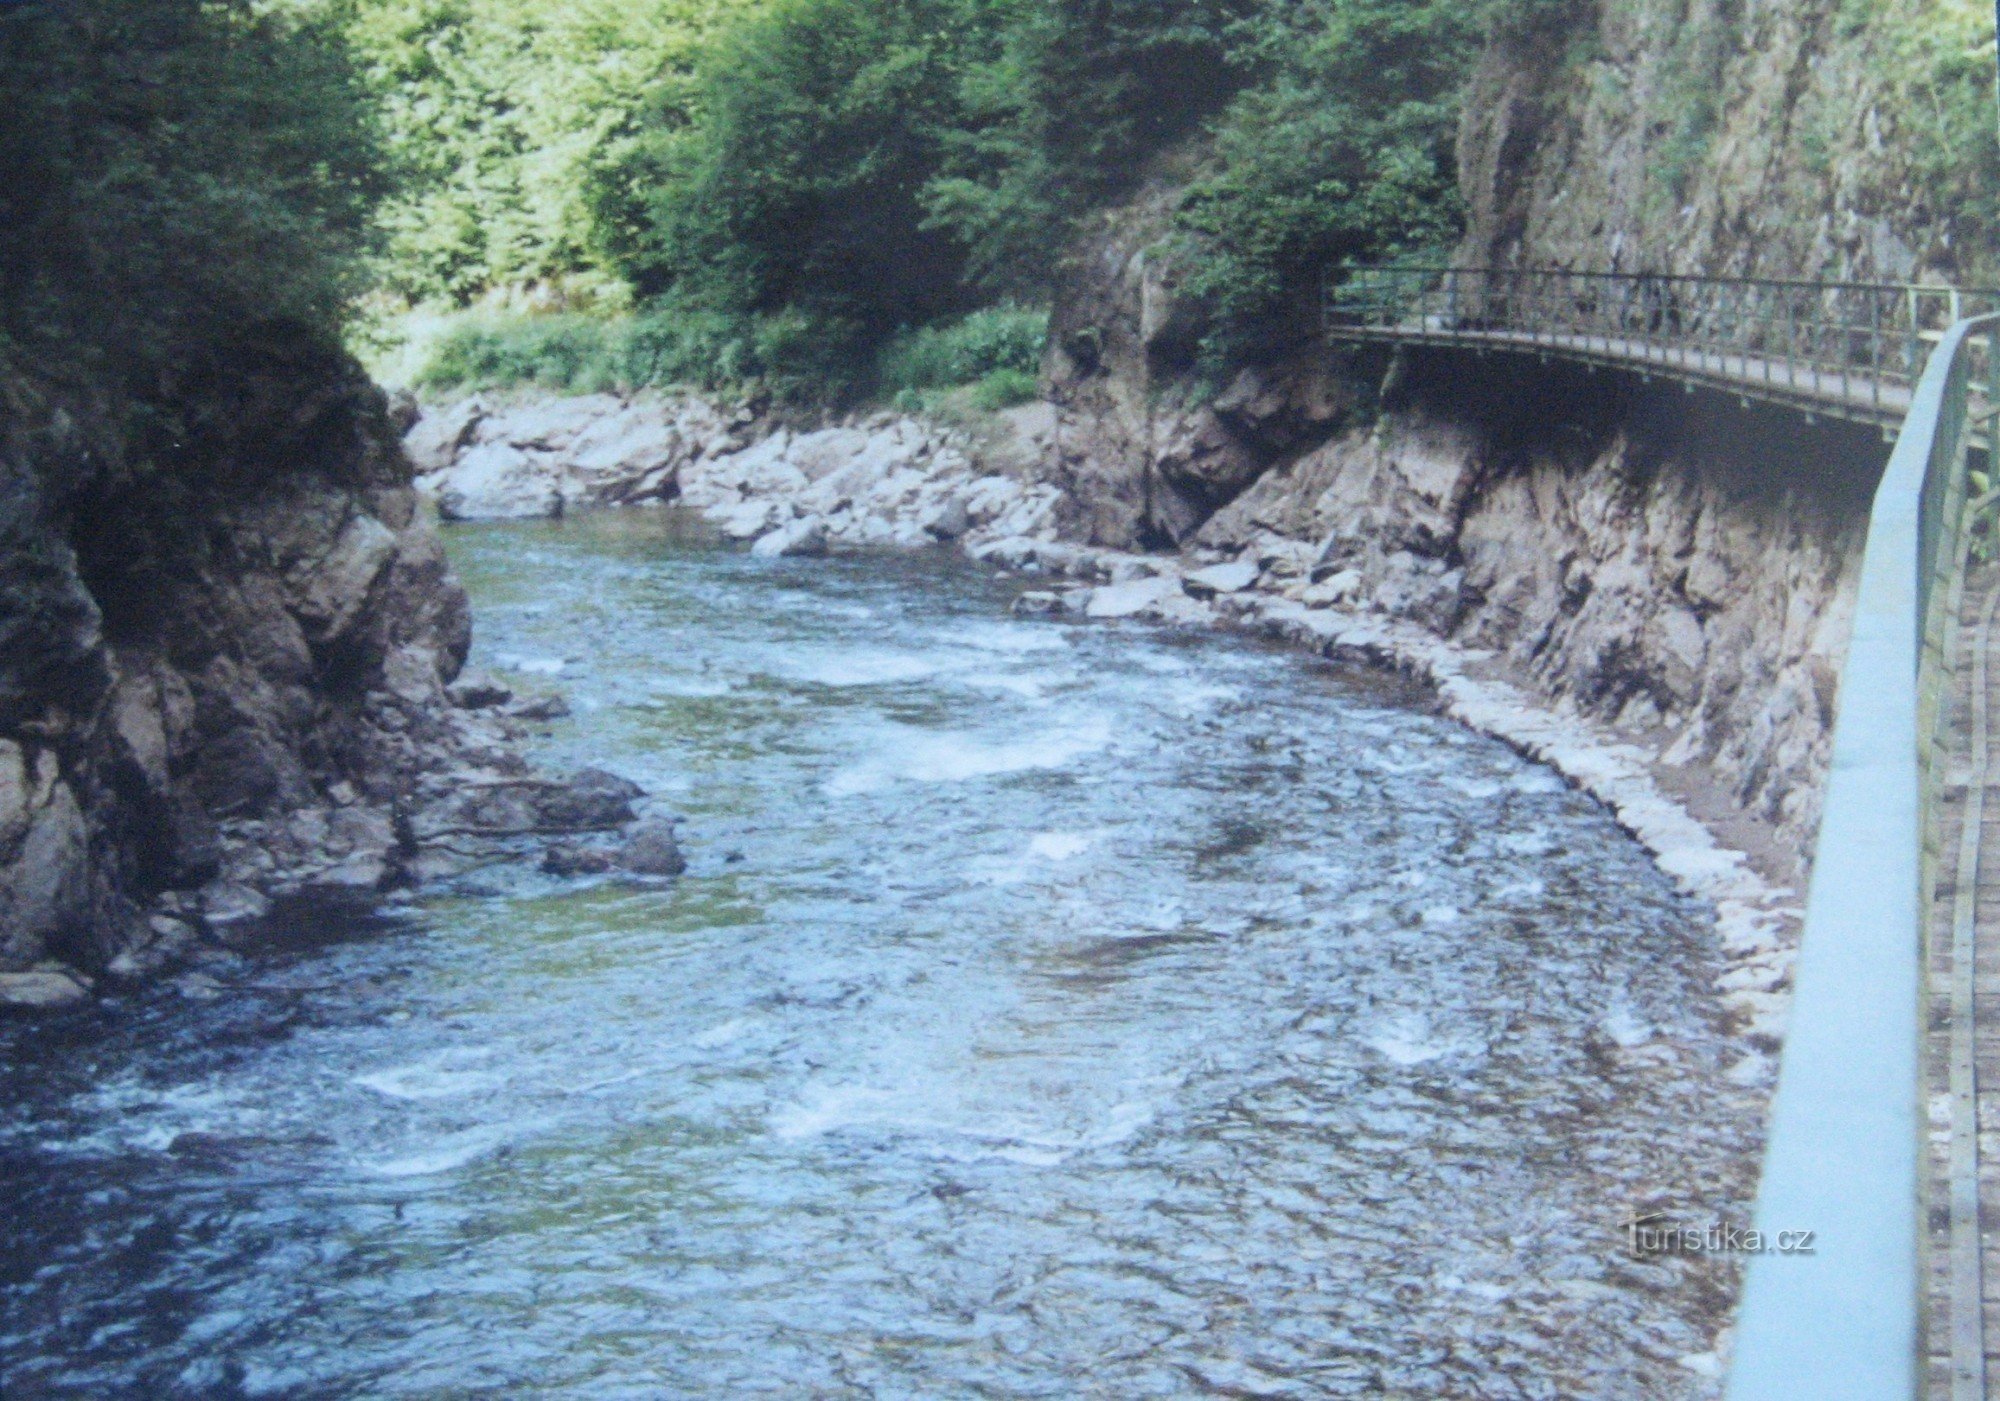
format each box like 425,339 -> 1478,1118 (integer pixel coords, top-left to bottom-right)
0,510 -> 1763,1398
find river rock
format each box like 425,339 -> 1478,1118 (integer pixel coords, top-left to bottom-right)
750,517 -> 830,559
1011,590 -> 1069,617
712,498 -> 784,541
107,916 -> 200,982
922,496 -> 973,542
448,672 -> 513,710
0,968 -> 90,1010
404,398 -> 487,475
1183,560 -> 1260,597
617,818 -> 687,876
0,744 -> 91,965
564,403 -> 682,503
542,843 -> 614,877
435,442 -> 565,521
200,881 -> 273,945
1085,576 -> 1182,619
509,694 -> 570,722
534,768 -> 644,830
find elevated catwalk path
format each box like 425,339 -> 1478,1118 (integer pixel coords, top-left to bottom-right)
1323,265 -> 1996,433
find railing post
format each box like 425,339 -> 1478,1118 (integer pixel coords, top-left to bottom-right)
1874,290 -> 1884,413
1912,287 -> 1926,380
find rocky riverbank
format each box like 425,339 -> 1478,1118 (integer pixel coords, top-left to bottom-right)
407,378 -> 1831,1059
0,353 -> 667,1011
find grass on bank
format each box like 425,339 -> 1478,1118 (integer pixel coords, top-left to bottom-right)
392,304 -> 1048,411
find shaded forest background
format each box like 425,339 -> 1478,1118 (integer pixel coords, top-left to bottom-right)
3,0 -> 1998,428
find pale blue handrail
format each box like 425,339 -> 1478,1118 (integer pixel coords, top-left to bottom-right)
1727,314 -> 2000,1398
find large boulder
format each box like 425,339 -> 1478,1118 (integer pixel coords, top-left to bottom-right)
1183,560 -> 1260,597
0,743 -> 90,966
564,403 -> 684,505
435,442 -> 565,521
403,398 -> 486,475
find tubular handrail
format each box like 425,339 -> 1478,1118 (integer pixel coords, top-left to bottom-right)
1323,265 -> 2000,421
1726,315 -> 2000,1398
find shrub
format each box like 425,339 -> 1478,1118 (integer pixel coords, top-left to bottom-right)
620,308 -> 757,390
876,306 -> 1048,395
414,315 -> 627,393
968,366 -> 1041,411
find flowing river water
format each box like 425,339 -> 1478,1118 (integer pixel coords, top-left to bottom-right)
0,511 -> 1766,1398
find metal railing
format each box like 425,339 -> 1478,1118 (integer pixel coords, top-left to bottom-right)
1726,316 -> 2000,1399
1324,265 -> 2000,421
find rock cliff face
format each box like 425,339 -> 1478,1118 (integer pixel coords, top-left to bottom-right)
0,347 -> 638,1004
1190,353 -> 1873,870
1460,0 -> 1989,284
1041,327 -> 1870,885
1025,0 -> 1941,879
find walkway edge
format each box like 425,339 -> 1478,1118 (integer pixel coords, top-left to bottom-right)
1727,316 -> 2000,1400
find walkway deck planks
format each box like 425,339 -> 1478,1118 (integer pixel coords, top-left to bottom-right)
1925,560 -> 2000,1400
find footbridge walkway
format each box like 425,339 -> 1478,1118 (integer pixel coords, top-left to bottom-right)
1323,266 -> 2000,1399
1324,264 -> 1997,432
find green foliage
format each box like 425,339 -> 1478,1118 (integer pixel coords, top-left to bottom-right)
967,366 -> 1041,410
876,307 -> 1048,394
1638,0 -> 1739,215
413,302 -> 1048,406
1876,0 -> 2000,278
0,0 -> 387,411
1176,0 -> 1480,365
621,309 -> 759,390
596,0 -> 996,337
339,0 -> 745,307
922,0 -> 1258,296
413,314 -> 630,393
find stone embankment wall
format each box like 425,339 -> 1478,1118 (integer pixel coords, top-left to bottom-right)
0,354 -> 655,1007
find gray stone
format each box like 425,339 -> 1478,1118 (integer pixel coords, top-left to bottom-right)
617,819 -> 687,877
510,694 -> 571,722
1182,560 -> 1260,597
0,969 -> 90,1010
543,844 -> 614,877
750,517 -> 830,559
448,672 -> 514,710
200,882 -> 272,945
535,769 -> 644,831
1085,576 -> 1181,619
403,398 -> 487,475
435,442 -> 565,521
108,916 -> 199,981
922,497 -> 973,542
1011,590 -> 1069,617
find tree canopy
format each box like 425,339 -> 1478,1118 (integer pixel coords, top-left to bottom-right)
0,0 -> 387,400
